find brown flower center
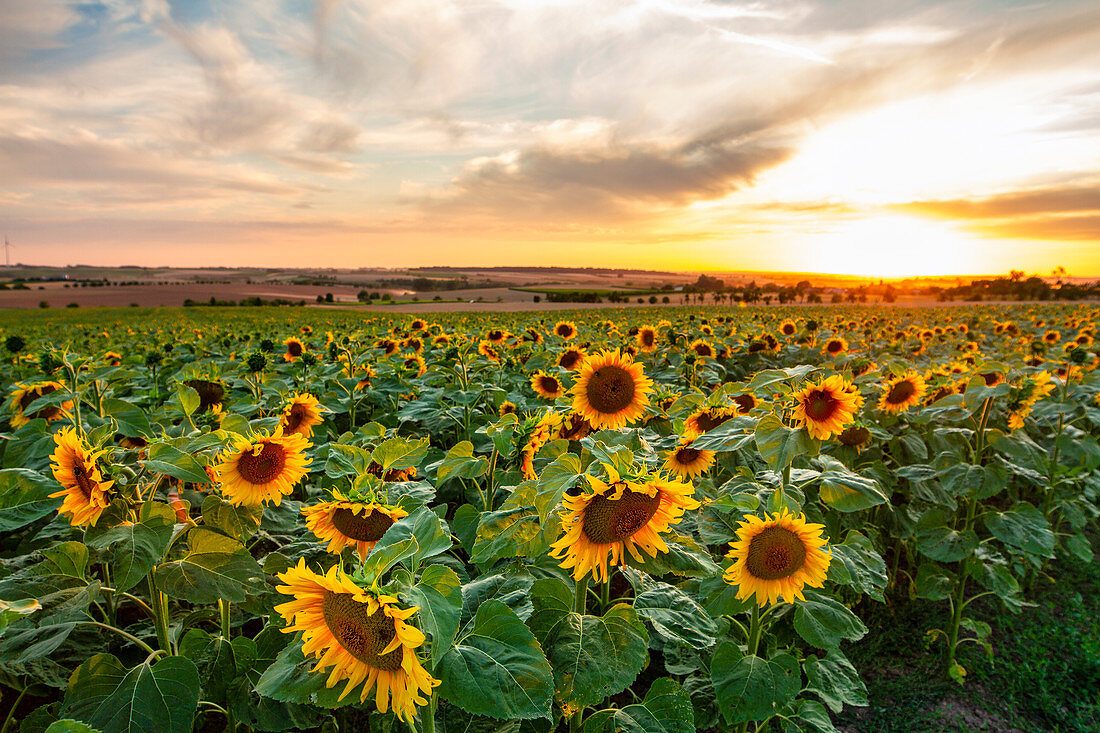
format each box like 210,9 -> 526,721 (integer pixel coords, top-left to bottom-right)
733,394 -> 756,414
559,351 -> 582,370
558,415 -> 592,441
745,526 -> 807,580
236,442 -> 287,485
839,426 -> 870,446
581,486 -> 662,544
803,389 -> 838,421
641,331 -> 655,347
674,448 -> 701,465
585,366 -> 636,414
321,593 -> 404,671
556,324 -> 574,337
885,379 -> 917,405
827,340 -> 844,353
538,376 -> 560,394
287,341 -> 303,357
694,343 -> 713,356
332,507 -> 396,542
283,404 -> 306,432
185,380 -> 224,412
20,384 -> 60,419
693,410 -> 732,433
71,460 -> 97,498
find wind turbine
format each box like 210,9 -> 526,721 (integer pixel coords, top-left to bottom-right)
3,236 -> 9,267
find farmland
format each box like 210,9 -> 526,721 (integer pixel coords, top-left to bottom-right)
0,303 -> 1096,733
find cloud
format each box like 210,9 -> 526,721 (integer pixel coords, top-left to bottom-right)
0,0 -> 80,61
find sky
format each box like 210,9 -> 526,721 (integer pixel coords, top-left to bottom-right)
1,0 -> 1099,278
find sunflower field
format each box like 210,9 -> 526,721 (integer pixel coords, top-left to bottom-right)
0,304 -> 1097,733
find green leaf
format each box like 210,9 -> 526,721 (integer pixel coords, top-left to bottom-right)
372,507 -> 451,570
175,384 -> 200,417
711,642 -> 799,723
40,542 -> 88,580
792,591 -> 867,649
782,699 -> 839,733
61,654 -> 200,733
915,509 -> 978,562
324,444 -> 373,478
45,722 -> 102,733
141,443 -> 211,485
583,677 -> 695,733
0,468 -> 61,531
253,639 -> 326,704
804,651 -> 868,713
438,600 -> 553,720
826,531 -> 887,601
815,456 -> 888,512
983,502 -> 1055,558
689,416 -> 756,452
755,415 -> 817,469
913,563 -> 955,601
402,565 -> 462,668
626,571 -> 719,647
201,495 -> 263,543
528,579 -> 649,711
101,398 -> 152,439
372,437 -> 429,472
85,522 -> 171,592
534,453 -> 583,523
153,532 -> 265,604
358,538 -> 417,583
436,441 -> 489,483
0,584 -> 99,663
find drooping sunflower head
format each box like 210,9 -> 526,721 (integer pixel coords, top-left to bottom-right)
877,372 -> 927,413
274,561 -> 439,722
9,381 -> 71,428
49,427 -> 113,527
549,473 -> 700,582
663,438 -> 716,479
477,340 -> 500,362
571,351 -> 652,430
636,326 -> 657,352
104,351 -> 123,366
401,353 -> 427,376
837,425 -> 872,452
557,347 -> 587,371
303,491 -> 408,557
530,370 -> 566,400
556,412 -> 593,442
183,379 -> 225,413
281,392 -> 325,438
732,393 -> 757,415
283,337 -> 306,362
723,510 -> 831,606
792,374 -> 862,440
684,405 -> 737,436
214,428 -> 311,507
553,321 -> 578,340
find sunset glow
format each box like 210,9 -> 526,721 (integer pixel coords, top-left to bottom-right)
2,0 -> 1099,276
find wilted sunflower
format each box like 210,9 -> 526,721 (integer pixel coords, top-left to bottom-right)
214,428 -> 311,506
571,351 -> 652,430
281,392 -> 325,438
274,561 -> 439,722
303,491 -> 408,557
477,340 -> 500,361
663,438 -> 716,479
557,347 -> 587,371
877,373 -> 927,413
732,393 -> 757,414
283,337 -> 306,362
49,427 -> 113,527
9,381 -> 71,428
183,379 -> 225,413
792,374 -> 862,440
530,371 -> 566,400
723,510 -> 831,606
553,321 -> 578,340
549,471 -> 700,582
636,326 -> 658,353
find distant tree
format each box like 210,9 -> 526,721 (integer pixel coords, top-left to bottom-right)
533,295 -> 541,303
662,296 -> 670,303
39,300 -> 49,309
325,292 -> 334,303
648,295 -> 658,304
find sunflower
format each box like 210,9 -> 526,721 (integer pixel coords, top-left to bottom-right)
49,427 -> 113,527
792,374 -> 862,440
636,326 -> 658,353
401,353 -> 426,376
530,371 -> 566,400
499,401 -> 517,416
9,381 -> 71,428
663,438 -> 716,479
553,321 -> 578,340
779,319 -> 797,337
722,510 -> 831,606
684,405 -> 737,436
732,393 -> 757,414
837,425 -> 872,452
571,351 -> 652,430
549,471 -> 700,582
689,339 -> 715,359
183,379 -> 225,413
485,328 -> 508,344
281,393 -> 325,438
410,319 -> 426,332
477,340 -> 500,361
104,351 -> 122,366
824,337 -> 848,356
214,428 -> 311,506
877,373 -> 927,413
274,561 -> 439,722
283,337 -> 306,362
303,491 -> 408,557
557,347 -> 587,371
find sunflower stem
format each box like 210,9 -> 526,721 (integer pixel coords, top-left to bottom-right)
219,599 -> 232,641
574,576 -> 589,615
600,575 -> 611,611
0,686 -> 27,733
148,575 -> 173,655
420,693 -> 437,733
85,621 -> 157,655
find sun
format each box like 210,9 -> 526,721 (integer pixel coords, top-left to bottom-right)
801,215 -> 985,279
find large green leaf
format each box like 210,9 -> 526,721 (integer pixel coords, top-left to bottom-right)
201,495 -> 263,542
153,530 -> 265,604
583,677 -> 695,733
85,522 -> 172,593
983,502 -> 1055,558
528,579 -> 649,711
625,571 -> 719,647
815,456 -> 888,512
915,508 -> 978,562
372,436 -> 429,471
372,506 -> 452,570
61,654 -> 200,733
0,468 -> 61,531
101,398 -> 152,438
141,443 -> 210,485
755,415 -> 817,469
711,642 -> 799,724
402,565 -> 462,668
826,531 -> 887,600
435,441 -> 489,483
792,591 -> 867,649
804,651 -> 868,713
438,600 -> 553,720
533,453 -> 583,523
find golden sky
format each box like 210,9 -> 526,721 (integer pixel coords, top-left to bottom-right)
1,0 -> 1098,277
